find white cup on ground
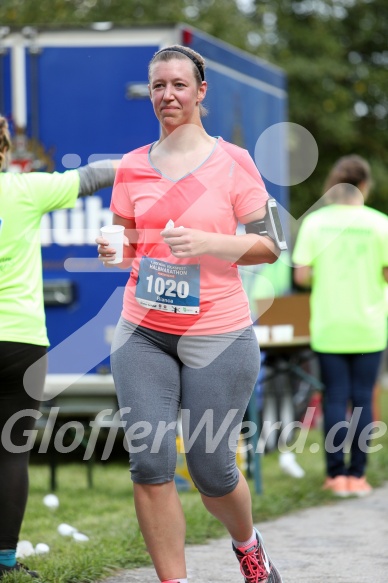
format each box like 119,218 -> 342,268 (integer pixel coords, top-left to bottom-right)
100,225 -> 124,264
35,543 -> 50,554
43,493 -> 59,509
16,540 -> 35,558
73,532 -> 89,542
271,324 -> 294,342
253,325 -> 271,344
57,523 -> 78,536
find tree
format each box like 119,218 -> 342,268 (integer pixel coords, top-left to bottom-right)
1,0 -> 387,217
246,0 -> 388,217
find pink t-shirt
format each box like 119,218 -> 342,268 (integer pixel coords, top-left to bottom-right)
110,137 -> 269,335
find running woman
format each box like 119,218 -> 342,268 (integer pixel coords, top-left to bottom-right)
97,45 -> 284,583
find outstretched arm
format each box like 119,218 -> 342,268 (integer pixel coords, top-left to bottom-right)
77,159 -> 120,197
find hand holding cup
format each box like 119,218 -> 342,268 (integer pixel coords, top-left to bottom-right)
98,224 -> 125,265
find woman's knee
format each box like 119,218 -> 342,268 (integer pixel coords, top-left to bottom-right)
129,448 -> 176,485
187,457 -> 239,497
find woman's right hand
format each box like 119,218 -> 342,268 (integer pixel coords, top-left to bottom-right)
96,236 -> 118,267
97,214 -> 137,268
96,234 -> 134,269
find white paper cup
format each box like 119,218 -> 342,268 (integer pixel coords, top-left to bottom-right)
43,493 -> 59,509
271,324 -> 294,342
35,543 -> 50,555
73,532 -> 89,542
16,540 -> 35,559
253,325 -> 271,344
100,225 -> 124,264
57,523 -> 78,536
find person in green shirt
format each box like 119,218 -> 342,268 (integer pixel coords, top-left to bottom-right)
292,154 -> 388,497
0,114 -> 117,578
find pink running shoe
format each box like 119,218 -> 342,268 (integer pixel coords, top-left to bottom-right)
232,528 -> 283,583
322,475 -> 349,497
347,476 -> 372,497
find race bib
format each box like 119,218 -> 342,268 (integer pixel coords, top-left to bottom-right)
135,257 -> 200,314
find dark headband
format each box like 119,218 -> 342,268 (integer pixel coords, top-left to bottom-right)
155,47 -> 205,81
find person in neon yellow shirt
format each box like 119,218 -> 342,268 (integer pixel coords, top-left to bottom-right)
0,115 -> 117,579
293,154 -> 388,497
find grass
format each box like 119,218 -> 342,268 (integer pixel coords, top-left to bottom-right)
5,390 -> 388,583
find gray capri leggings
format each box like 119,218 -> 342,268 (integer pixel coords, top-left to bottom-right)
111,317 -> 260,497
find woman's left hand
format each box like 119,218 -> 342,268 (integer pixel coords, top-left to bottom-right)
160,227 -> 210,258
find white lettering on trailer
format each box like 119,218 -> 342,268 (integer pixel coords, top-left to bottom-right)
40,197 -> 112,246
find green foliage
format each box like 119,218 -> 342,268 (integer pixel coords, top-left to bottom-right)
1,0 -> 387,220
249,0 -> 388,219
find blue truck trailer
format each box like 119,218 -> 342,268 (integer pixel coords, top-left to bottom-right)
1,23 -> 288,391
